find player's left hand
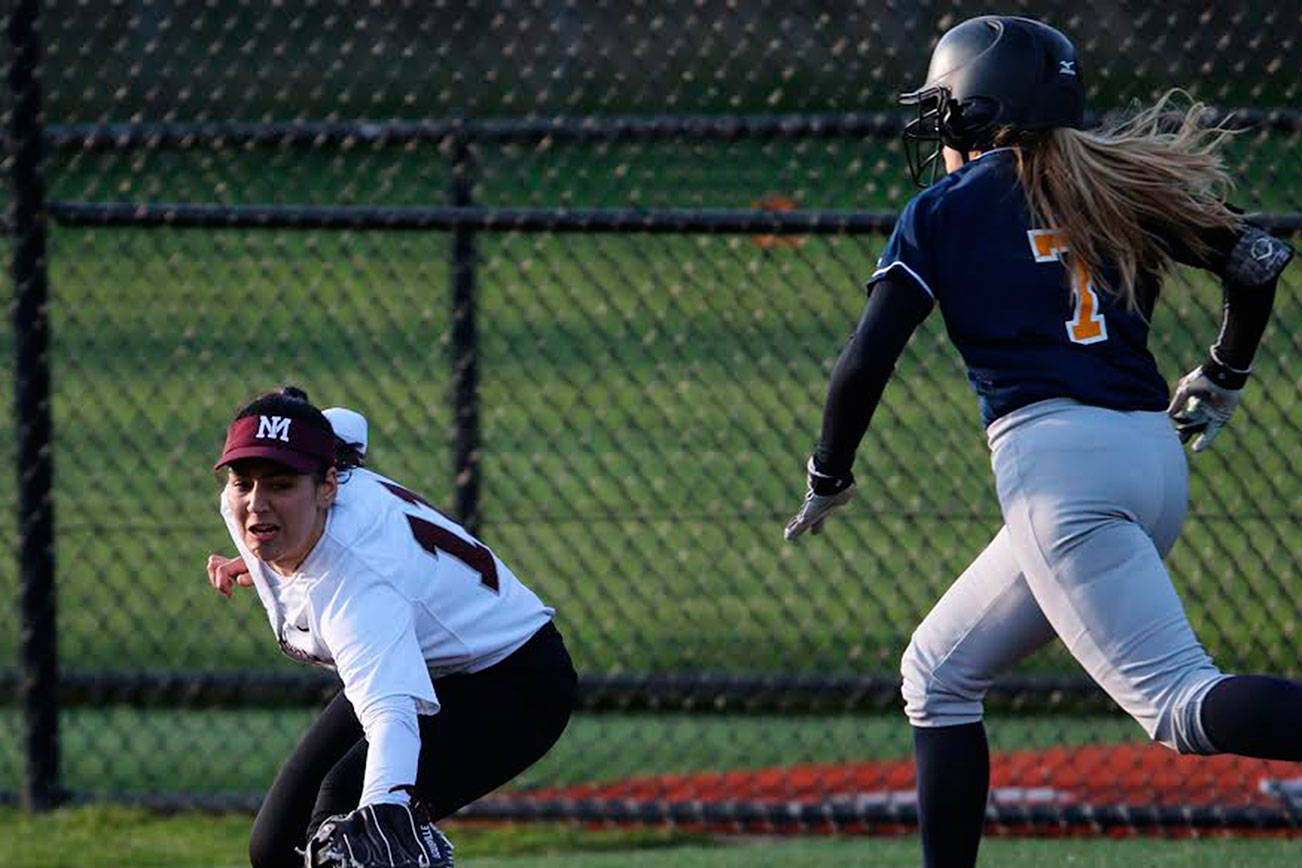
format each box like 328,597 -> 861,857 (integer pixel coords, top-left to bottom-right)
206,553 -> 252,598
304,800 -> 455,868
1167,366 -> 1243,452
784,457 -> 856,540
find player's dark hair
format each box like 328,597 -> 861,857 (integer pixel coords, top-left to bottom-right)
333,438 -> 366,472
235,386 -> 330,431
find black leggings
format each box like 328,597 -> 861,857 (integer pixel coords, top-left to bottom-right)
249,621 -> 577,868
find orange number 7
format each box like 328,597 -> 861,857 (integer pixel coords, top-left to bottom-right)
1027,229 -> 1107,345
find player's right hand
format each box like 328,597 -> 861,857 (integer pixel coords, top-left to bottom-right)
206,553 -> 252,597
784,456 -> 856,540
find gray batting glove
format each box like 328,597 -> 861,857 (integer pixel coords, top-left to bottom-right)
784,457 -> 856,540
1167,366 -> 1243,452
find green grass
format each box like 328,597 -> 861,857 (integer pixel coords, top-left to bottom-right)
468,837 -> 1302,868
467,836 -> 1302,868
4,807 -> 1302,868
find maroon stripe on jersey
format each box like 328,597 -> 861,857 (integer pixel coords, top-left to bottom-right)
381,480 -> 435,510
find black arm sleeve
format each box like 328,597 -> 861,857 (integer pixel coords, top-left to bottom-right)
1207,275 -> 1277,385
1164,220 -> 1293,389
811,275 -> 933,478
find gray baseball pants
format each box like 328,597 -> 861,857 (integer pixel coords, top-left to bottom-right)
901,398 -> 1227,753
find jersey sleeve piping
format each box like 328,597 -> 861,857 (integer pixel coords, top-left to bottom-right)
870,260 -> 936,300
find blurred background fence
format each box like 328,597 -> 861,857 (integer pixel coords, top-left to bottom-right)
4,0 -> 1302,833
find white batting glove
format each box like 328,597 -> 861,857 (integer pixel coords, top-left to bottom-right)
784,457 -> 856,540
1167,365 -> 1243,452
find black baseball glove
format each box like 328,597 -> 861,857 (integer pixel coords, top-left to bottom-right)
304,800 -> 454,868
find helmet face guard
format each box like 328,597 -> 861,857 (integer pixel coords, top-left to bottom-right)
900,85 -> 951,188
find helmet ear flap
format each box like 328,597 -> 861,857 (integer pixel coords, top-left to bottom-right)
901,85 -> 998,186
938,95 -> 967,152
947,96 -> 1003,152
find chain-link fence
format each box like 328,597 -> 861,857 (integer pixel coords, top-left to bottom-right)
5,0 -> 1302,832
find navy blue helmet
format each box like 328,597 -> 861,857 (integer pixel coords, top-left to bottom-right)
900,16 -> 1086,186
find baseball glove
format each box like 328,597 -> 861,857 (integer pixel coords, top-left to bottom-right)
303,800 -> 454,868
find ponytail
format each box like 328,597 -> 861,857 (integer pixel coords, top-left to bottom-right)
1008,90 -> 1242,310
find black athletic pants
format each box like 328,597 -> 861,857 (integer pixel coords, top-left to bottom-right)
248,621 -> 577,868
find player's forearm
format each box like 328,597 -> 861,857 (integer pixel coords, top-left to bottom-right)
814,343 -> 890,477
814,277 -> 931,477
356,695 -> 423,807
1206,278 -> 1275,386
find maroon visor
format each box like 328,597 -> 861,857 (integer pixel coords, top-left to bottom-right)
214,414 -> 336,474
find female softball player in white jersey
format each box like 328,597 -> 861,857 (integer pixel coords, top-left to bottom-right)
784,15 -> 1296,868
206,387 -> 576,868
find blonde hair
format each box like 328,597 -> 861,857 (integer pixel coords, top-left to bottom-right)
1008,90 -> 1243,310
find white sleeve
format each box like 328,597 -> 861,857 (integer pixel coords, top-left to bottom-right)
357,694 -> 422,806
318,578 -> 439,717
317,577 -> 439,805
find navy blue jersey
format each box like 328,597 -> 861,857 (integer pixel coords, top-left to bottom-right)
870,148 -> 1169,426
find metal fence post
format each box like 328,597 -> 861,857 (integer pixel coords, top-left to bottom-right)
7,0 -> 61,812
447,127 -> 481,536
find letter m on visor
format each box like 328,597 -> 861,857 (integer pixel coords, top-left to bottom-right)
256,415 -> 292,442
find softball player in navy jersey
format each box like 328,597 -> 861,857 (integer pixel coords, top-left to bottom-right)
784,16 -> 1296,868
206,387 -> 576,868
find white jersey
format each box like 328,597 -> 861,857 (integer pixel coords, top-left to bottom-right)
222,467 -> 554,701
220,467 -> 554,804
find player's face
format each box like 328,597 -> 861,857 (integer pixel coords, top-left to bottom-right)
224,459 -> 337,574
